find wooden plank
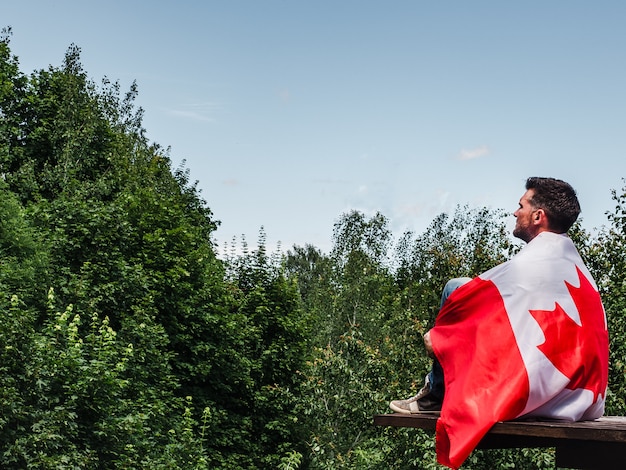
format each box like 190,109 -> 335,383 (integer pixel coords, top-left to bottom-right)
373,414 -> 626,443
373,413 -> 438,431
488,416 -> 626,443
374,414 -> 626,469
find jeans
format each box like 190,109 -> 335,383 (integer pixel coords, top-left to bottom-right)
428,277 -> 472,400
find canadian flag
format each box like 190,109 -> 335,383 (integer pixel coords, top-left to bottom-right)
429,232 -> 608,469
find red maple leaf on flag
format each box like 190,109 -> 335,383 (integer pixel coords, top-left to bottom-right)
528,267 -> 608,402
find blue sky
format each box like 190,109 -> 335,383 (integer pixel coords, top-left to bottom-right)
3,1 -> 626,253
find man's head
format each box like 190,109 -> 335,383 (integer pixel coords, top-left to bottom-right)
513,177 -> 581,243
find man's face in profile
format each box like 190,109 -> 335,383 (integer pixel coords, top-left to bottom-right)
513,189 -> 538,243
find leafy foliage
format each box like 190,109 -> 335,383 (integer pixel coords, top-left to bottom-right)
287,207 -> 566,469
589,181 -> 626,416
2,28 -> 625,470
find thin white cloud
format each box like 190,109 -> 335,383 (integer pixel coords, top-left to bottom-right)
458,145 -> 490,161
168,102 -> 220,122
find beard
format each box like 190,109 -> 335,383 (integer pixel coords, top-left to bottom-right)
513,223 -> 532,243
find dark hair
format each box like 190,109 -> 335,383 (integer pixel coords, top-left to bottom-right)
525,177 -> 581,233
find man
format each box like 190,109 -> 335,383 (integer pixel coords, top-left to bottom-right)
389,177 -> 608,469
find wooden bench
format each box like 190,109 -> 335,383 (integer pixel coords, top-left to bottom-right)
374,413 -> 626,469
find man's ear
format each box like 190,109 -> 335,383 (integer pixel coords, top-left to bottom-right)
534,208 -> 547,225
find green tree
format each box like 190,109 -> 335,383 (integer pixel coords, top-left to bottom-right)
292,212 -> 399,468
219,235 -> 308,468
293,206 -> 549,469
328,211 -> 396,342
589,181 -> 626,415
0,290 -> 208,469
0,28 -> 29,193
0,33 -> 218,467
394,205 -> 514,325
